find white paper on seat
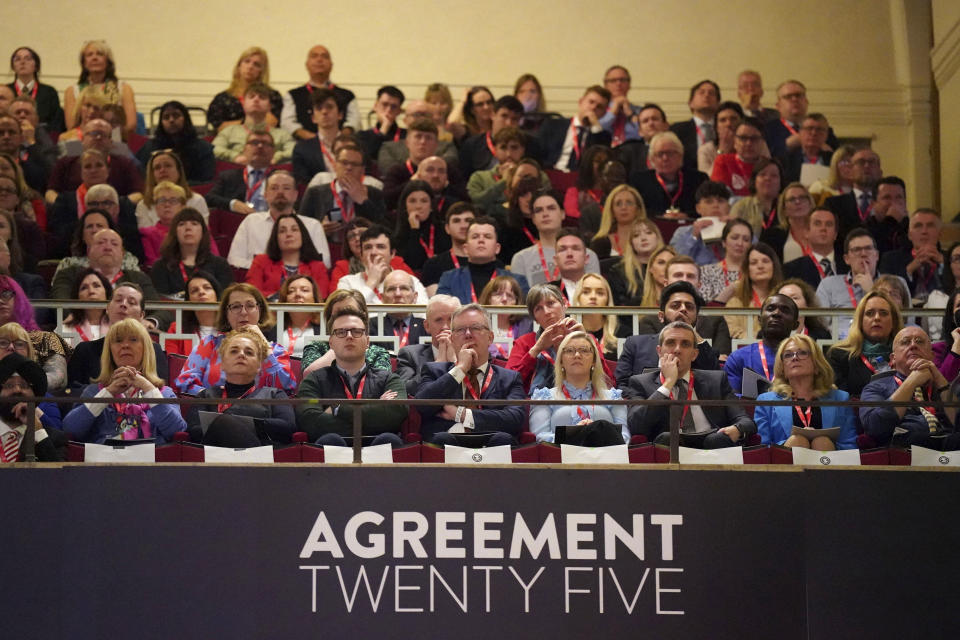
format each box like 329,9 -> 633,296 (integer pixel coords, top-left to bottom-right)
791,447 -> 861,466
560,444 -> 629,464
678,446 -> 743,465
910,446 -> 960,467
799,163 -> 830,188
203,445 -> 274,463
85,443 -> 155,463
444,444 -> 512,464
323,443 -> 394,464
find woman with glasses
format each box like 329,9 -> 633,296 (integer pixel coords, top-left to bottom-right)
175,283 -> 294,396
245,213 -> 329,300
755,334 -> 857,450
759,182 -> 816,264
478,275 -> 532,359
65,319 -> 185,443
711,118 -> 765,198
300,289 -> 391,376
134,150 -> 209,228
529,331 -> 627,444
0,322 -> 64,431
136,101 -> 215,184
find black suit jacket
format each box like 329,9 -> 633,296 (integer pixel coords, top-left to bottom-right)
369,316 -> 427,353
783,254 -> 849,289
415,362 -> 526,440
866,214 -> 909,255
764,118 -> 839,160
356,126 -> 406,166
396,342 -> 433,396
459,133 -> 496,178
614,139 -> 651,177
204,168 -> 247,211
292,137 -> 332,185
635,314 -> 732,356
46,194 -> 143,262
878,246 -> 944,297
629,168 -> 708,216
824,192 -> 866,254
669,119 -> 701,171
67,338 -> 169,393
16,425 -> 67,462
298,182 -> 387,224
780,148 -> 832,184
536,118 -> 611,170
624,369 -> 755,440
615,334 -> 721,388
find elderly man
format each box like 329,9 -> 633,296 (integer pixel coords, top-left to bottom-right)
337,225 -> 427,304
825,147 -> 883,243
784,208 -> 847,288
669,79 -> 720,170
416,303 -> 526,445
66,282 -> 171,392
459,95 -> 524,176
599,65 -> 641,146
626,321 -> 755,448
0,106 -> 52,192
292,87 -> 343,184
204,130 -> 275,213
47,182 -> 143,261
356,86 -> 405,161
614,102 -> 670,178
281,44 -> 360,137
879,208 -> 945,302
213,84 -> 295,163
0,354 -> 66,463
867,176 -> 910,254
369,270 -> 427,351
396,294 -> 460,395
781,113 -> 833,183
227,170 -> 330,270
764,80 -> 839,159
538,85 -> 612,171
736,70 -> 779,122
295,309 -> 407,446
861,326 -> 960,450
45,118 -> 143,202
629,131 -> 708,217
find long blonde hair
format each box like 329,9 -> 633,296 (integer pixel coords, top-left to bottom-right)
827,145 -> 857,190
828,290 -> 902,360
621,219 -> 663,298
639,244 -> 676,307
776,182 -> 815,230
95,318 -> 163,387
770,334 -> 835,398
572,274 -> 618,354
227,46 -> 270,96
552,331 -> 610,397
594,184 -> 646,242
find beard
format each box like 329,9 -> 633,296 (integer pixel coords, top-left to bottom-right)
0,393 -> 24,422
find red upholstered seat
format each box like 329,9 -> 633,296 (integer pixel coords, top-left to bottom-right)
628,443 -> 656,463
272,445 -> 302,462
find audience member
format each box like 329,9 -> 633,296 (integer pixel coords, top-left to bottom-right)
630,131 -> 708,217
723,242 -> 782,339
824,147 -> 882,243
590,184 -> 647,259
213,87 -> 294,164
826,291 -> 901,397
777,279 -> 832,340
245,213 -> 329,299
394,180 -> 450,272
729,157 -> 784,236
63,40 -> 137,136
136,101 -> 215,184
670,181 -> 733,265
466,127 -> 535,209
207,46 -> 282,132
638,245 -> 677,307
878,208 -> 944,303
538,85 -> 612,171
809,144 -> 856,205
46,118 -> 143,203
547,229 -> 594,301
0,110 -> 51,195
513,73 -> 546,129
760,182 -> 815,264
447,86 -> 495,142
605,219 -> 663,306
670,80 -> 721,170
300,289 -> 391,376
723,293 -> 800,394
783,208 -> 845,288
711,117 -> 765,197
149,208 -> 233,299
274,274 -> 325,358
599,65 -> 640,146
437,216 -> 528,304
614,103 -> 669,178
299,145 -> 387,241
460,96 -> 524,177
369,270 -> 426,351
764,80 -> 837,159
204,130 -> 276,214
0,352 -> 65,462
866,175 -> 909,254
63,268 -> 112,344
291,87 -> 342,184
421,203 -> 476,295
337,225 -> 427,303
134,150 -> 209,227
478,276 -> 532,359
781,113 -> 833,183
281,45 -> 359,136
355,86 -> 405,160
736,70 -> 779,121
7,47 -> 65,132
562,145 -> 611,222
138,182 -> 188,268
396,294 -> 460,395
699,218 -> 752,302
162,271 -> 221,356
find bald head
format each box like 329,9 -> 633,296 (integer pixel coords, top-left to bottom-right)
82,118 -> 113,151
88,229 -> 124,269
416,155 -> 449,192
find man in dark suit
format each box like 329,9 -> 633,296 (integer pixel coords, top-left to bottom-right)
779,113 -> 833,184
736,70 -> 779,122
66,283 -> 169,393
783,208 -> 848,288
204,130 -> 275,213
618,281 -> 722,387
537,85 -> 612,171
298,145 -> 387,236
291,87 -> 342,185
669,79 -> 720,171
0,354 -> 66,462
355,86 -> 405,162
415,303 -> 526,445
629,131 -> 708,216
824,147 -> 883,249
369,270 -> 428,353
861,326 -> 960,450
614,103 -> 670,177
396,295 -> 460,396
764,80 -> 839,160
878,208 -> 945,301
866,176 -> 909,254
459,95 -> 524,177
625,321 -> 755,447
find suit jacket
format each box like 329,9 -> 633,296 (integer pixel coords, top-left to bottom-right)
369,316 -> 427,353
436,265 -> 530,305
783,253 -> 849,289
292,137 -> 333,185
827,346 -> 880,398
625,368 -> 755,440
824,192 -> 865,255
629,168 -> 708,216
780,148 -> 832,184
204,167 -> 247,211
866,214 -> 909,255
459,133 -> 497,178
52,266 -> 171,331
536,117 -> 612,170
860,371 -> 955,445
764,118 -> 839,160
298,182 -> 387,224
415,362 -> 526,440
67,337 -> 169,393
396,342 -> 433,396
755,389 -> 857,449
615,334 -> 721,388
635,314 -> 732,356
669,119 -> 701,171
878,246 -> 944,297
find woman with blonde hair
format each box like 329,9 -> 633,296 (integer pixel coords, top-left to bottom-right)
573,273 -> 621,360
755,333 -> 857,450
63,40 -> 137,136
529,331 -> 627,444
759,181 -> 816,264
207,46 -> 283,132
809,144 -> 857,205
590,184 -> 647,259
827,290 -> 901,396
639,244 -> 677,307
58,86 -> 108,142
607,218 -> 662,306
724,242 -> 782,339
64,318 -> 185,443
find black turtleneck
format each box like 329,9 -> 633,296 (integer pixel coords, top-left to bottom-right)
468,261 -> 498,297
223,380 -> 255,398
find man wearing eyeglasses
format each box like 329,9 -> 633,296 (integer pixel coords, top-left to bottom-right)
824,147 -> 883,242
628,131 -> 708,217
368,270 -> 427,353
46,118 -> 143,204
416,303 -> 525,445
861,326 -> 960,450
763,80 -> 838,159
781,114 -> 833,183
213,84 -> 295,164
599,65 -> 640,147
296,309 -> 407,446
205,130 -> 276,214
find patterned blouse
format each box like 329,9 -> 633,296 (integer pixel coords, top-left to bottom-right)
175,333 -> 294,396
699,262 -> 741,303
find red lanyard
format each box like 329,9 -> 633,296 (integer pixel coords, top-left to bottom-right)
374,124 -> 401,142
806,251 -> 826,280
612,113 -> 627,147
450,250 -> 461,270
436,196 -> 446,212
76,183 -> 89,216
844,275 -> 859,308
15,82 -> 38,100
780,118 -> 799,136
485,132 -> 496,156
470,269 -> 499,303
892,376 -> 936,416
178,261 -> 192,284
568,120 -> 582,161
757,342 -> 772,380
522,226 -> 537,245
464,367 -> 494,402
695,122 -> 706,146
655,172 -> 683,208
806,153 -> 821,164
860,354 -> 877,374
318,139 -> 336,168
243,167 -> 265,202
763,204 -> 777,229
660,371 -> 695,427
287,320 -> 311,351
611,232 -> 622,255
109,271 -> 123,285
721,260 -> 738,287
341,372 -> 367,400
855,194 -> 871,221
395,321 -> 410,349
418,225 -> 436,258
561,384 -> 595,421
794,404 -> 813,429
405,160 -> 415,176
587,189 -> 603,204
539,349 -> 556,365
330,181 -> 354,222
751,289 -> 762,308
537,243 -> 559,281
218,385 -> 255,413
75,324 -> 92,342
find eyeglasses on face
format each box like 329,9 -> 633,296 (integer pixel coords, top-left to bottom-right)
452,324 -> 490,336
227,302 -> 260,314
782,349 -> 810,361
562,346 -> 594,356
0,339 -> 28,350
0,289 -> 15,301
331,327 -> 367,338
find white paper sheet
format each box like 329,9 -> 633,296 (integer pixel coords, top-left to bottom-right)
444,444 -> 512,464
910,445 -> 960,467
699,217 -> 725,242
678,446 -> 744,464
791,447 -> 861,466
799,163 -> 830,188
203,445 -> 275,463
85,443 -> 155,463
560,444 -> 629,464
323,443 -> 394,464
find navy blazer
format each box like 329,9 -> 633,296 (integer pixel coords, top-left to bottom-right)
537,117 -> 612,170
415,362 -> 526,441
860,371 -> 955,446
204,168 -> 246,211
783,254 -> 849,289
396,342 -> 433,396
369,316 -> 427,353
628,168 -> 708,216
436,265 -> 530,305
755,389 -> 857,449
615,334 -> 721,388
780,148 -> 832,184
298,182 -> 387,224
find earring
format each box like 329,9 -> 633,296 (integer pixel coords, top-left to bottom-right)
561,366 -> 566,374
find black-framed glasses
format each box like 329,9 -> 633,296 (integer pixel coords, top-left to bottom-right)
331,327 -> 367,338
0,339 -> 28,350
452,324 -> 489,336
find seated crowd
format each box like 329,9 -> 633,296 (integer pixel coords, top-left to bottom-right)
2,43 -> 959,462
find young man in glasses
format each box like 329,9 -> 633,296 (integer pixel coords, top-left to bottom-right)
296,309 -> 407,446
416,303 -> 525,445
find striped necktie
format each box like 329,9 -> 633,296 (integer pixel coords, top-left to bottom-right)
914,387 -> 942,434
1,430 -> 21,463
